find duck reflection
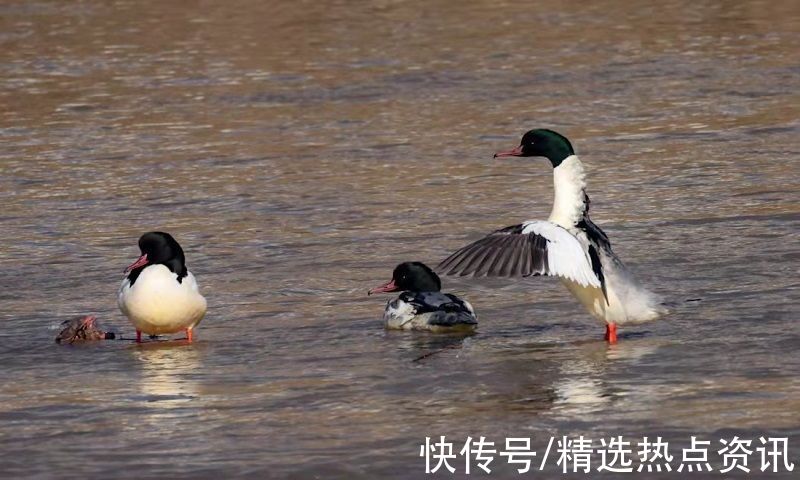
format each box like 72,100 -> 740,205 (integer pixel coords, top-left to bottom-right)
398,328 -> 663,418
130,342 -> 204,425
386,330 -> 476,362
552,340 -> 661,415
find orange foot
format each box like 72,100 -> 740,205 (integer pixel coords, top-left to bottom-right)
185,328 -> 194,343
604,323 -> 618,344
136,330 -> 143,343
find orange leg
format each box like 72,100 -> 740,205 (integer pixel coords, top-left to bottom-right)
605,323 -> 618,344
185,328 -> 193,343
136,330 -> 142,343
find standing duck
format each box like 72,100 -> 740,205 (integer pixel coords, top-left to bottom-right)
437,129 -> 666,343
118,232 -> 207,343
368,262 -> 477,332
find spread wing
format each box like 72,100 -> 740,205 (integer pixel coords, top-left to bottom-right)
436,220 -> 602,288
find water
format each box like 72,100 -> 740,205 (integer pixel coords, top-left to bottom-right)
1,0 -> 799,478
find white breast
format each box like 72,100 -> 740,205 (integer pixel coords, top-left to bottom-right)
118,265 -> 207,335
383,298 -> 418,330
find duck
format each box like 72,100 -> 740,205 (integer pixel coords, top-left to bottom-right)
368,262 -> 477,332
436,129 -> 666,343
55,315 -> 115,344
118,232 -> 207,343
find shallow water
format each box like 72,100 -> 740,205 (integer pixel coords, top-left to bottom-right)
1,0 -> 799,478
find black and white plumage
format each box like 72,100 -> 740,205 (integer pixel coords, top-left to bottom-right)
368,262 -> 477,332
118,232 -> 207,343
438,220 -> 602,290
437,129 -> 666,342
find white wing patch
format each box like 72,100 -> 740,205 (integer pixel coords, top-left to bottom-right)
521,220 -> 600,288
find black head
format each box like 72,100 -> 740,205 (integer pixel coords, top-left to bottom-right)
124,231 -> 188,285
368,261 -> 442,295
494,129 -> 575,167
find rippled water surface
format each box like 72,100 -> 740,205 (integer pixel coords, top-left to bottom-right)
1,0 -> 799,478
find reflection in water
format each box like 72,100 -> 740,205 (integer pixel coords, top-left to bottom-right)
131,343 -> 203,427
552,341 -> 660,415
604,340 -> 660,363
554,376 -> 609,413
389,331 -> 475,362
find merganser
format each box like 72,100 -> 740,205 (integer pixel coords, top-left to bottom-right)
437,129 -> 666,343
368,262 -> 477,332
55,315 -> 115,344
118,232 -> 207,343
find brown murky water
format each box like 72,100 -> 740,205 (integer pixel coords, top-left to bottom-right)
1,0 -> 799,478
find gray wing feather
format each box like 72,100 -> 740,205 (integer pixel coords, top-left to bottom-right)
437,225 -> 550,278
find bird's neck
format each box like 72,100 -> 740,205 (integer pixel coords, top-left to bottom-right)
547,155 -> 588,228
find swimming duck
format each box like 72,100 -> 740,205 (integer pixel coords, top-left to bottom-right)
55,315 -> 115,344
118,232 -> 207,343
437,129 -> 666,343
368,262 -> 477,332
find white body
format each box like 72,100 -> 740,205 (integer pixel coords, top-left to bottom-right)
118,265 -> 207,335
561,274 -> 662,326
547,155 -> 665,325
